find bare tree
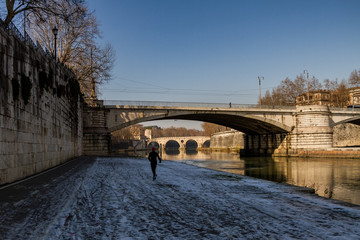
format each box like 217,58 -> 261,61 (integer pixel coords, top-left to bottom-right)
260,73 -> 324,106
309,76 -> 322,91
28,0 -> 114,97
260,90 -> 273,105
276,77 -> 302,105
1,0 -> 82,27
349,69 -> 360,87
331,80 -> 349,107
201,122 -> 227,136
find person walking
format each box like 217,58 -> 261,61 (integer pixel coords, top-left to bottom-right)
148,147 -> 162,180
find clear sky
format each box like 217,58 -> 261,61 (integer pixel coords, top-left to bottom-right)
87,0 -> 360,129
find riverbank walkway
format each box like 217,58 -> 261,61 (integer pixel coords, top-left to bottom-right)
1,156 -> 360,239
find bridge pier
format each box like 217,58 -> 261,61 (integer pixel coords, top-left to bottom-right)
291,105 -> 333,149
242,133 -> 288,156
243,105 -> 333,156
273,105 -> 333,156
83,101 -> 111,155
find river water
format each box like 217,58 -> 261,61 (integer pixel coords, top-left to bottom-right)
151,149 -> 360,206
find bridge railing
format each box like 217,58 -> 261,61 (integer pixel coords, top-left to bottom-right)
103,100 -> 296,109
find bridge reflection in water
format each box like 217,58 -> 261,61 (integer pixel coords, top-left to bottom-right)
159,150 -> 360,206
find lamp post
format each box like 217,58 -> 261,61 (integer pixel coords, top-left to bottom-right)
304,70 -> 309,104
52,26 -> 58,61
258,76 -> 264,106
52,26 -> 58,88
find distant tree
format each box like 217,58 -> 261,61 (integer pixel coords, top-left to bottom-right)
261,90 -> 273,106
112,128 -> 133,141
152,126 -> 204,137
323,78 -> 340,91
270,87 -> 287,106
323,78 -> 331,90
331,80 -> 349,107
349,69 -> 360,87
112,124 -> 144,141
309,76 -> 323,91
260,73 -> 323,106
201,122 -> 227,136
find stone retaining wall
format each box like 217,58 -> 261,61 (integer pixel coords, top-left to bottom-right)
210,130 -> 245,151
0,26 -> 82,185
333,123 -> 360,147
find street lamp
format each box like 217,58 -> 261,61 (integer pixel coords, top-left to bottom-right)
304,70 -> 309,104
258,76 -> 264,106
52,26 -> 58,87
52,26 -> 58,61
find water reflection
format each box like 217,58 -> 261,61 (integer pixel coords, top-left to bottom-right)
160,150 -> 360,206
165,148 -> 199,156
164,148 -> 180,155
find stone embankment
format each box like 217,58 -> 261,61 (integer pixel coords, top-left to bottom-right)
210,130 -> 244,152
0,23 -> 82,185
333,123 -> 360,147
211,124 -> 360,157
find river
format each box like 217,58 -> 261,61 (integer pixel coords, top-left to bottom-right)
137,149 -> 360,206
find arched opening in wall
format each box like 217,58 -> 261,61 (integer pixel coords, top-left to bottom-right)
202,140 -> 210,148
186,140 -> 198,149
165,140 -> 180,155
165,140 -> 180,149
186,140 -> 198,155
148,141 -> 159,149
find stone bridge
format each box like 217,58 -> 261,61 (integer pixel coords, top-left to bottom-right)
148,136 -> 210,149
83,100 -> 360,156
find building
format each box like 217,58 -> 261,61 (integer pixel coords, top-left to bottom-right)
296,90 -> 331,106
348,88 -> 360,106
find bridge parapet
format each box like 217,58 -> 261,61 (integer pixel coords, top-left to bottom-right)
104,100 -> 296,110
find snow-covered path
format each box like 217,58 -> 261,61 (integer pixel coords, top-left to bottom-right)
1,157 -> 360,239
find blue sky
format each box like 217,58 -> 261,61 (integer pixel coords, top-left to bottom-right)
87,0 -> 360,129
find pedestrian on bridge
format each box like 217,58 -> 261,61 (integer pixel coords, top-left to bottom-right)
148,147 -> 162,180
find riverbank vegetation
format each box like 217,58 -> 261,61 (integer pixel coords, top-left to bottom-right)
261,68 -> 360,107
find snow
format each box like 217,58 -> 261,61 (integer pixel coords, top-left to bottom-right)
1,156 -> 360,239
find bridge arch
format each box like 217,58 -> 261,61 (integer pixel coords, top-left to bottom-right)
165,140 -> 180,149
107,110 -> 292,135
202,140 -> 210,147
331,116 -> 360,127
148,136 -> 210,150
185,139 -> 198,149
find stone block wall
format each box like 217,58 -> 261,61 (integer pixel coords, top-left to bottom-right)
0,26 -> 82,185
210,130 -> 245,151
83,101 -> 111,155
333,123 -> 360,147
210,130 -> 289,156
290,105 -> 333,149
